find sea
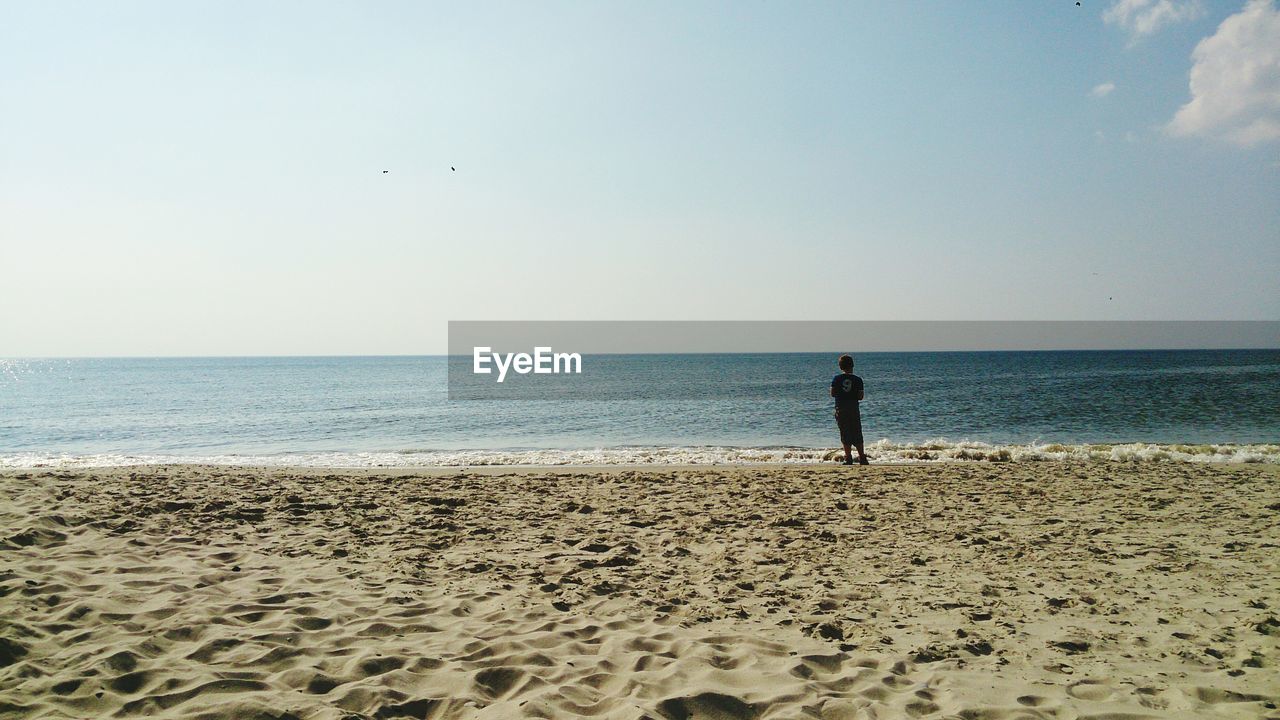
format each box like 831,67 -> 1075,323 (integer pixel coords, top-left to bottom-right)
1,350 -> 1278,468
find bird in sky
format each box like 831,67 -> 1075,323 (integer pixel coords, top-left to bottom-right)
451,167 -> 456,171
382,170 -> 389,174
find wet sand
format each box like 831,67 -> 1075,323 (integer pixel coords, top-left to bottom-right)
1,462 -> 1277,719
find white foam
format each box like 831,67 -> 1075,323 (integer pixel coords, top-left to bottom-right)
2,440 -> 1277,469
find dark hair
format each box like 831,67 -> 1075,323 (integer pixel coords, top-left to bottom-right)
838,354 -> 854,371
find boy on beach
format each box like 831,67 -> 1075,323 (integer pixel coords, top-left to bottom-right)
830,354 -> 869,465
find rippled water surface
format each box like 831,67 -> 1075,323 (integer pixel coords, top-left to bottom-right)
1,350 -> 1276,465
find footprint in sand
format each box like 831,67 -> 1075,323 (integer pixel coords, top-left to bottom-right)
657,692 -> 758,720
304,674 -> 341,694
474,666 -> 526,700
1191,686 -> 1269,704
293,616 -> 333,631
1067,679 -> 1114,701
905,699 -> 942,717
107,670 -> 153,695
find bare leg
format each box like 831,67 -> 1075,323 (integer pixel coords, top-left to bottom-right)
855,442 -> 869,464
842,443 -> 854,464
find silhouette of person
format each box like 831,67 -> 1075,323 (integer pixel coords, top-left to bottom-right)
830,354 -> 869,465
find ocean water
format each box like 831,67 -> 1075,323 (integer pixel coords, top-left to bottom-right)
1,350 -> 1277,467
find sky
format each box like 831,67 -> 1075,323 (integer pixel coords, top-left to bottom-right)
2,0 -> 1278,356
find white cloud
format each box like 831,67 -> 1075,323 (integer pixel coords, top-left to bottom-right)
1104,0 -> 1206,40
1168,0 -> 1280,146
1091,82 -> 1117,97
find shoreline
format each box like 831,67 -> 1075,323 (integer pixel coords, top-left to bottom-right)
3,439 -> 1279,470
4,459 -> 1280,477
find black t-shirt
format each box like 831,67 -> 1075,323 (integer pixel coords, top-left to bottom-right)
831,373 -> 863,412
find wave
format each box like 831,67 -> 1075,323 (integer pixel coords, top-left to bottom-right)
2,440 -> 1278,469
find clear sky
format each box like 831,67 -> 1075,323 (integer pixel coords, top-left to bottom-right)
2,1 -> 1277,356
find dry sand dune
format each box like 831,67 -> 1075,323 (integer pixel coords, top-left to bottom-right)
1,463 -> 1278,719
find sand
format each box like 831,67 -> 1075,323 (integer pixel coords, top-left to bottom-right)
1,462 -> 1277,719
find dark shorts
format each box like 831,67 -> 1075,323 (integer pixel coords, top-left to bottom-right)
835,408 -> 863,446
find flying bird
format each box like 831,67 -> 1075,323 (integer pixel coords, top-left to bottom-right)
451,166 -> 456,171
382,170 -> 389,174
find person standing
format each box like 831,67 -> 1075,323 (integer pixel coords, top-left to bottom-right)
830,354 -> 869,465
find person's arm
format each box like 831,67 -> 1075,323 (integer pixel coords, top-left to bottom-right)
858,378 -> 865,401
830,378 -> 840,398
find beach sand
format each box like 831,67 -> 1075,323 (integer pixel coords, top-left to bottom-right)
1,463 -> 1277,719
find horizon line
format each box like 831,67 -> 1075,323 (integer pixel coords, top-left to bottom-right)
6,346 -> 1280,361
